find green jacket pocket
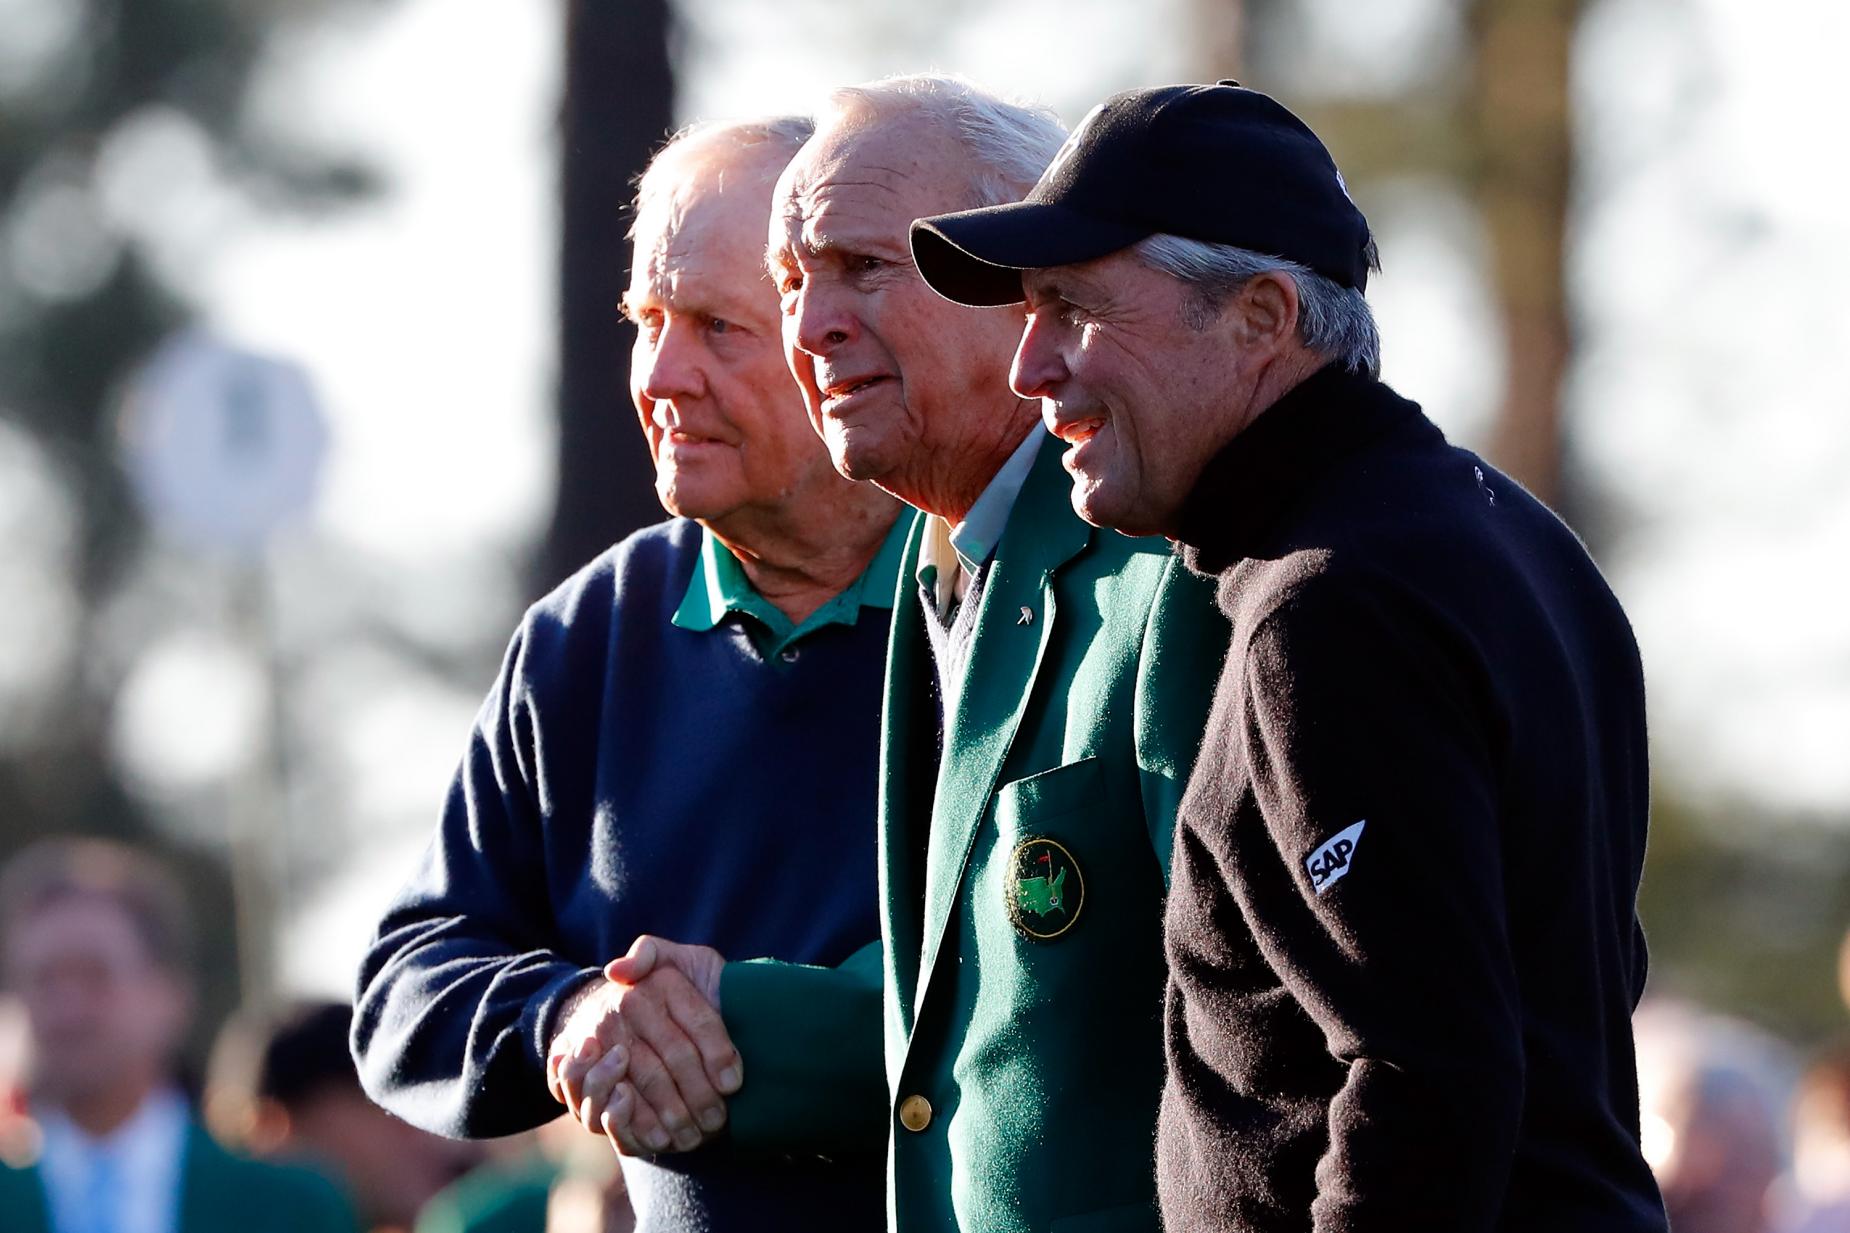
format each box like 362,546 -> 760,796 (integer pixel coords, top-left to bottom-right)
994,756 -> 1108,832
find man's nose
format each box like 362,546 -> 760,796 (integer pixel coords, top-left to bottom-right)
637,319 -> 705,404
1010,314 -> 1067,401
789,281 -> 858,357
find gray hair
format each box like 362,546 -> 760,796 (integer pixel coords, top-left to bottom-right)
629,115 -> 815,238
827,73 -> 1067,208
1135,233 -> 1383,377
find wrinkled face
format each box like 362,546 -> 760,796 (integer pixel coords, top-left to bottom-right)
625,143 -> 841,532
1013,250 -> 1247,536
769,113 -> 1031,507
4,897 -> 188,1104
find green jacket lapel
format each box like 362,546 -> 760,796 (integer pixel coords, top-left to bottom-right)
0,1128 -> 226,1233
0,1124 -> 224,1233
0,1162 -> 51,1233
878,509 -> 934,1034
913,437 -> 1089,1006
177,1122 -> 232,1233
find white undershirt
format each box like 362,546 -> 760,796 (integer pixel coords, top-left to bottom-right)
35,1088 -> 188,1233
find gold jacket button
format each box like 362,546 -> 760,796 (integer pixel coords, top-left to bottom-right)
898,1094 -> 932,1132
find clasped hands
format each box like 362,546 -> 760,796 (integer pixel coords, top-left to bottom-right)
546,935 -> 740,1156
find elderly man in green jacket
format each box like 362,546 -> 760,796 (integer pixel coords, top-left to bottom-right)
553,75 -> 1226,1233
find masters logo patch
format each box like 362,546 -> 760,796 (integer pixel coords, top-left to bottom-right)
1006,836 -> 1085,941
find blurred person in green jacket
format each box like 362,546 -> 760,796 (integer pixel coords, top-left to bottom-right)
0,837 -> 358,1233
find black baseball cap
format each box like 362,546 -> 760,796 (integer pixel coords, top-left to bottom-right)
911,81 -> 1373,307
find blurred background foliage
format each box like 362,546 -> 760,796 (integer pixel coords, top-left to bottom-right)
0,0 -> 1844,1080
1,0 -> 387,1053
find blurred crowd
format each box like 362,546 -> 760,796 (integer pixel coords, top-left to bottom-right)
1634,989 -> 1850,1233
4,833 -> 1850,1231
0,837 -> 635,1233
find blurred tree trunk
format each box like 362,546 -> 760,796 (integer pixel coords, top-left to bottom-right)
538,0 -> 676,593
1469,0 -> 1579,508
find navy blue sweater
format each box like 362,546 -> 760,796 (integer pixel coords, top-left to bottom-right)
352,519 -> 890,1231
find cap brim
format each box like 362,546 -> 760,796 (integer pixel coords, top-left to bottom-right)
911,202 -> 1151,307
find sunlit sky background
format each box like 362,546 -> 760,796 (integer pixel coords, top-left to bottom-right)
5,0 -> 1843,996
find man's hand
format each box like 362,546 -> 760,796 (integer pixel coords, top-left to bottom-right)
604,934 -> 725,1005
545,937 -> 739,1157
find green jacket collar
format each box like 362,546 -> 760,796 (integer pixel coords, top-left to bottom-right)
0,1120 -> 357,1233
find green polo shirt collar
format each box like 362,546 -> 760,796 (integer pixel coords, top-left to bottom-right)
672,515 -> 908,659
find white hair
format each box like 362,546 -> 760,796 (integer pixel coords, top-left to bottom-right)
1135,233 -> 1383,377
629,115 -> 815,238
826,73 -> 1067,207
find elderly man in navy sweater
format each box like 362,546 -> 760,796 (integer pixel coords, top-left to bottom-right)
351,116 -> 904,1232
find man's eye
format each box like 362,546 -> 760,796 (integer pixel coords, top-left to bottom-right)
850,255 -> 883,274
778,279 -> 803,314
708,317 -> 733,335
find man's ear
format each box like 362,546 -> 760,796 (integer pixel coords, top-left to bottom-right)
1230,271 -> 1300,356
246,1097 -> 295,1153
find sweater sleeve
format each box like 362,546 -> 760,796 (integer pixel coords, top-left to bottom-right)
351,619 -> 599,1139
1232,575 -> 1523,1232
716,941 -> 888,1155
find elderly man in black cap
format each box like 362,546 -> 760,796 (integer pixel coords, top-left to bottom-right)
912,82 -> 1669,1233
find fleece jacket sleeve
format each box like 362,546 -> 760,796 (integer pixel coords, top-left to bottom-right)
1232,572 -> 1524,1232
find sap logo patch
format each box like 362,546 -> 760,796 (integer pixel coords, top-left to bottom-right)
1305,820 -> 1367,895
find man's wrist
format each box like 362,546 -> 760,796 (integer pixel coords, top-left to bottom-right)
546,970 -> 608,1052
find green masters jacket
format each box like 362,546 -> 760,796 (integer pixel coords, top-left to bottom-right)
0,1120 -> 361,1233
722,436 -> 1226,1233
